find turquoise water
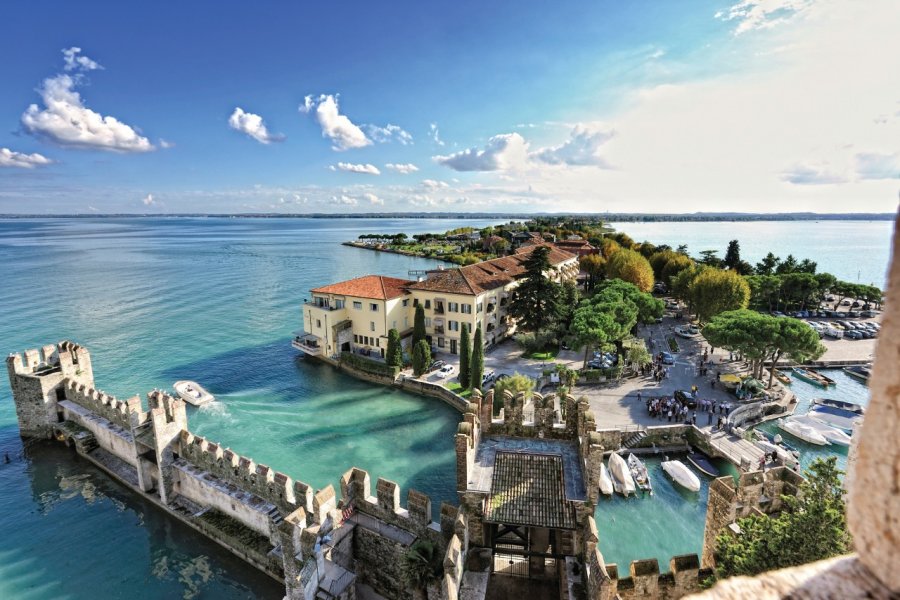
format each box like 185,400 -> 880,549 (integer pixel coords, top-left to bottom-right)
0,218 -> 886,596
610,220 -> 894,288
595,370 -> 869,571
0,217 -> 501,600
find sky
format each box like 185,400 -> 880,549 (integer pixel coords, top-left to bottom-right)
0,0 -> 898,214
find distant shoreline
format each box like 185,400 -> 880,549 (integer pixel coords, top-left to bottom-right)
0,212 -> 895,221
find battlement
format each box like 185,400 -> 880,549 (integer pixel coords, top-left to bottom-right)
62,378 -> 141,430
339,466 -> 450,542
178,430 -> 313,517
8,340 -> 93,379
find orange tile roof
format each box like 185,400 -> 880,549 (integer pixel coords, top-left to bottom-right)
311,275 -> 413,300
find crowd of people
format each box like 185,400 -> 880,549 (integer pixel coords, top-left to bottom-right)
639,388 -> 732,430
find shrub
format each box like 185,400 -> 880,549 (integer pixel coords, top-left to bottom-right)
514,331 -> 557,354
340,352 -> 400,378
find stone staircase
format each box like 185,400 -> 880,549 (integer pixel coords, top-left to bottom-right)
558,530 -> 575,556
622,430 -> 648,449
266,505 -> 284,526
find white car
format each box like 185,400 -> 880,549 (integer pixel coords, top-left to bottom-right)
436,364 -> 454,379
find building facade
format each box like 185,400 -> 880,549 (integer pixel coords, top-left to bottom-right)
294,245 -> 579,361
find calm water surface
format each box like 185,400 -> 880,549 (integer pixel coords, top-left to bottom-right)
0,218 -> 886,595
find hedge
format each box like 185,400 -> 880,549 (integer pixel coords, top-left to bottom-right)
340,352 -> 400,378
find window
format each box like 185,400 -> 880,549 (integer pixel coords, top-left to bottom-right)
449,302 -> 459,312
438,337 -> 445,347
461,304 -> 472,314
425,317 -> 432,327
370,321 -> 376,332
316,319 -> 322,329
425,299 -> 431,309
334,299 -> 345,309
354,335 -> 359,343
370,303 -> 378,312
353,301 -> 362,310
376,339 -> 380,348
476,302 -> 483,313
402,299 -> 409,307
449,320 -> 459,332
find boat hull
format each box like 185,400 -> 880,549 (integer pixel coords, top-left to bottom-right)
609,453 -> 636,496
599,464 -> 614,496
778,418 -> 829,445
174,380 -> 215,406
661,460 -> 701,492
790,415 -> 852,447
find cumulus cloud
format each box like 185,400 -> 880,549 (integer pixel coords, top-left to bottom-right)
331,194 -> 359,206
0,147 -> 53,169
429,123 -> 444,146
21,49 -> 155,153
716,0 -> 814,35
781,162 -> 847,185
228,107 -> 284,144
532,124 -> 616,167
142,193 -> 155,206
299,94 -> 371,151
854,152 -> 900,180
62,47 -> 102,72
385,163 -> 419,174
422,179 -> 449,190
365,124 -> 413,145
330,162 -> 381,175
433,133 -> 529,171
363,192 -> 384,205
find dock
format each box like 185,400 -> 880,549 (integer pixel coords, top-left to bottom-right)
705,430 -> 767,469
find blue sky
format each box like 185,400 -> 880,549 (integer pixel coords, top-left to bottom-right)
1,0 -> 898,214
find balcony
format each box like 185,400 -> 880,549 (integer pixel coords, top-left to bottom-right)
487,303 -> 496,313
434,304 -> 445,314
305,301 -> 343,311
434,326 -> 445,334
292,334 -> 323,356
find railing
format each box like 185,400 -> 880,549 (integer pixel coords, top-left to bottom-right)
305,302 -> 342,311
292,336 -> 323,355
434,305 -> 445,314
434,326 -> 445,334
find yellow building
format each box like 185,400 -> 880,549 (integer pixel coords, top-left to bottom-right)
293,245 -> 579,361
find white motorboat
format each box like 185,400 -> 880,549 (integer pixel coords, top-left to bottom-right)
174,380 -> 215,406
661,460 -> 701,493
789,415 -> 852,447
752,432 -> 800,468
808,405 -> 863,432
778,418 -> 829,446
608,453 -> 636,496
599,463 -> 614,496
627,453 -> 652,494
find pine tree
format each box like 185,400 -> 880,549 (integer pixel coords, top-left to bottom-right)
458,323 -> 471,389
412,340 -> 431,376
507,246 -> 562,333
386,328 -> 403,367
470,325 -> 484,391
412,304 -> 426,347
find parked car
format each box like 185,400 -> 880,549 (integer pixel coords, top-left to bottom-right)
482,370 -> 496,385
674,389 -> 697,409
851,300 -> 861,308
427,360 -> 445,373
860,310 -> 878,318
847,311 -> 860,318
660,352 -> 675,365
844,330 -> 863,340
436,364 -> 454,378
842,299 -> 852,305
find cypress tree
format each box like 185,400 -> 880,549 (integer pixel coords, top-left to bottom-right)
386,328 -> 403,367
470,325 -> 484,391
458,323 -> 471,389
413,304 -> 426,347
412,340 -> 431,376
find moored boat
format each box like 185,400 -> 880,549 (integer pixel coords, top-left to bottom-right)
842,365 -> 870,385
661,460 -> 701,492
608,453 -> 636,496
599,463 -> 614,496
811,397 -> 866,416
777,417 -> 829,446
627,453 -> 652,494
808,405 -> 863,432
791,367 -> 835,388
772,369 -> 791,385
686,449 -> 720,478
173,380 -> 215,406
789,415 -> 852,447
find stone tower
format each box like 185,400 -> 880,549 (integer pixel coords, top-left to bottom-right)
6,341 -> 95,438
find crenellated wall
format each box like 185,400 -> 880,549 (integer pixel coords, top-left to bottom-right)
63,378 -> 143,430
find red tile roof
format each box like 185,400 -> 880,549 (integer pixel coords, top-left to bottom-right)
311,275 -> 413,300
404,244 -> 576,296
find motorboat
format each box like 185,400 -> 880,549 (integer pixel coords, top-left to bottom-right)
752,431 -> 800,468
777,418 -> 830,446
772,369 -> 791,385
627,453 -> 652,494
174,380 -> 215,406
842,366 -> 870,385
791,367 -> 836,388
811,398 -> 866,416
808,405 -> 863,432
599,463 -> 614,496
686,449 -> 720,478
788,415 -> 852,447
661,459 -> 701,492
608,453 -> 636,496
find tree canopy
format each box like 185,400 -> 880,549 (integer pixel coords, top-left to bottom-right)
386,328 -> 403,367
458,323 -> 471,389
713,457 -> 850,580
413,304 -> 426,347
508,246 -> 562,333
411,340 -> 431,376
605,247 -> 655,292
689,268 -> 751,323
470,325 -> 484,391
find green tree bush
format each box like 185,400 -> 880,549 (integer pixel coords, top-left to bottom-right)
458,323 -> 471,389
413,304 -> 426,347
605,248 -> 655,292
385,328 -> 403,367
470,325 -> 484,391
412,340 -> 431,376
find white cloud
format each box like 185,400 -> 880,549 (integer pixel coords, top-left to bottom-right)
0,147 -> 53,169
854,152 -> 900,180
228,107 -> 284,144
159,139 -> 175,149
433,133 -> 529,171
781,162 -> 847,185
299,94 -> 371,151
716,0 -> 814,35
331,194 -> 359,206
62,47 -> 102,72
330,162 -> 381,175
422,179 -> 449,190
21,49 -> 155,153
385,163 -> 419,174
531,124 -> 616,167
142,193 -> 155,206
365,124 -> 413,145
363,192 -> 384,205
429,123 -> 444,146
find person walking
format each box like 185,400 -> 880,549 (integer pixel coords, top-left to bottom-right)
692,411 -> 697,425
707,411 -> 713,426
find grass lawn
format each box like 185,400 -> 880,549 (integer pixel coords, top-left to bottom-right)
522,348 -> 559,360
445,381 -> 473,399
